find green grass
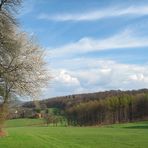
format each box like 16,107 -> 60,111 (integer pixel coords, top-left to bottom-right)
106,120 -> 148,129
0,119 -> 148,148
4,118 -> 44,127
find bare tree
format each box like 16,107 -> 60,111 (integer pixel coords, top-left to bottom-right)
0,0 -> 50,131
0,0 -> 21,131
0,31 -> 49,130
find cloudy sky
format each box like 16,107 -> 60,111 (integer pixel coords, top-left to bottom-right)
19,0 -> 148,98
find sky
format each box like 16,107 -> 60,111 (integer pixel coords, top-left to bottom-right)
18,0 -> 148,99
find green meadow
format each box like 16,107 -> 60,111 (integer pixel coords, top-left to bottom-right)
0,119 -> 148,148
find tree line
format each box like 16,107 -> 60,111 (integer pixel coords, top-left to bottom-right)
65,93 -> 148,126
23,89 -> 148,126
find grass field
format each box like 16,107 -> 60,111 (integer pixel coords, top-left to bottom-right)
4,118 -> 44,127
0,119 -> 148,148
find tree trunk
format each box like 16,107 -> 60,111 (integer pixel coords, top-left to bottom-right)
0,103 -> 8,132
129,102 -> 133,122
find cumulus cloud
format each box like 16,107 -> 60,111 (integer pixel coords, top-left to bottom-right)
38,5 -> 148,21
54,70 -> 80,86
76,60 -> 148,90
128,73 -> 148,82
43,59 -> 148,98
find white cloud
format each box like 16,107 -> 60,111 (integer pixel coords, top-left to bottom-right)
74,59 -> 148,90
44,27 -> 148,97
54,70 -> 80,86
129,74 -> 145,81
48,29 -> 148,58
38,6 -> 148,21
43,58 -> 148,98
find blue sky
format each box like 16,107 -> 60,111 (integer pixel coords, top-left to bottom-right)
19,0 -> 148,98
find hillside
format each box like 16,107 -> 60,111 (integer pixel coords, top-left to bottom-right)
18,89 -> 148,126
23,88 -> 148,109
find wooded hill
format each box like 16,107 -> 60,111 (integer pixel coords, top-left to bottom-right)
23,89 -> 148,126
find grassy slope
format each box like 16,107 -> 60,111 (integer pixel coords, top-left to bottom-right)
0,119 -> 148,148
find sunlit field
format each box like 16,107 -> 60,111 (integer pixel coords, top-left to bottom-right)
0,119 -> 148,148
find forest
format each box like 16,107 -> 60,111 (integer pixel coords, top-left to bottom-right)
23,89 -> 148,126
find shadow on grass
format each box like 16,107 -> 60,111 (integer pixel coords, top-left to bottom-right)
124,125 -> 148,129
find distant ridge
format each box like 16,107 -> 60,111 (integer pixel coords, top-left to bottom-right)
23,88 -> 148,109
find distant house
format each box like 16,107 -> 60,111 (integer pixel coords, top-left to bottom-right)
34,113 -> 42,119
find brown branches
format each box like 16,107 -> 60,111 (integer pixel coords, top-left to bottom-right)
0,0 -> 21,11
